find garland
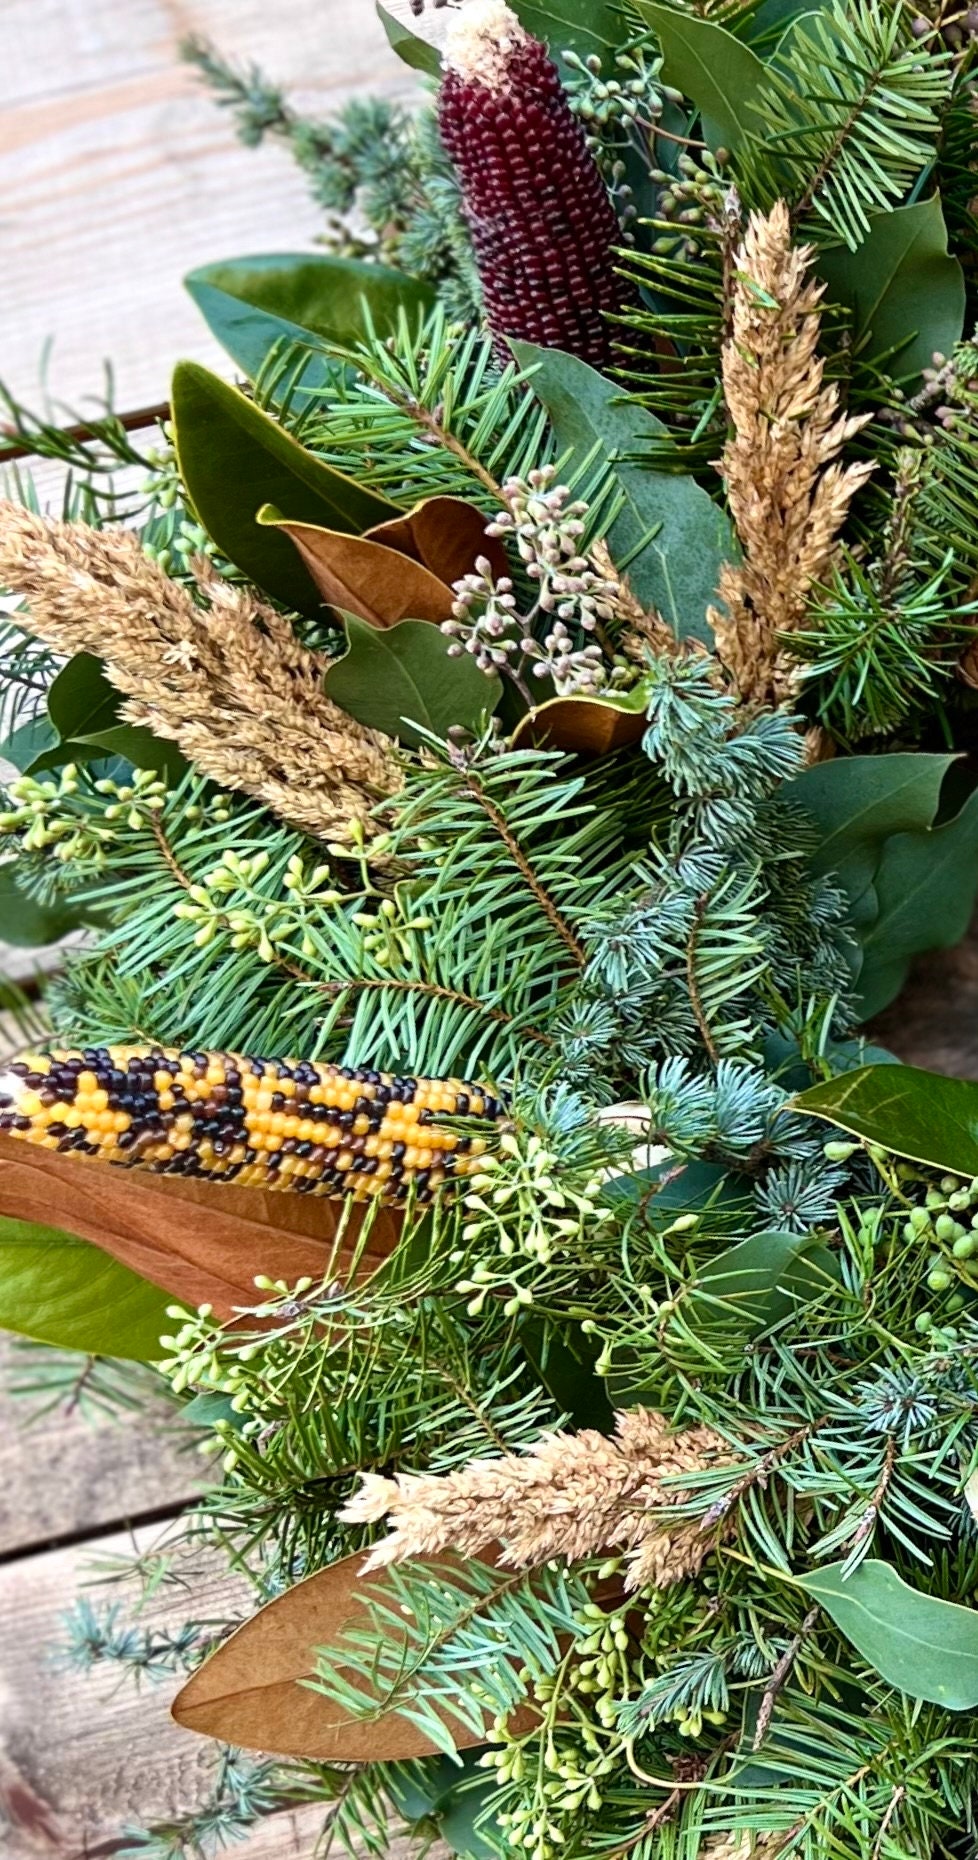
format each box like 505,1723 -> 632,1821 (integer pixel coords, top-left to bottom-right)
3,1 -> 978,1855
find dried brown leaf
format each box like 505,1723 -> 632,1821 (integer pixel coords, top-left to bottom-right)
0,1137 -> 401,1321
171,1547 -> 536,1759
511,693 -> 647,757
368,494 -> 508,586
261,514 -> 457,626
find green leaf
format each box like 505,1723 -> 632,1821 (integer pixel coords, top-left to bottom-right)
46,653 -> 118,742
171,362 -> 398,615
0,864 -> 85,947
185,253 -> 435,387
795,1062 -> 978,1177
74,725 -> 189,781
858,783 -> 978,1017
799,1559 -> 978,1709
816,198 -> 965,386
632,3 -> 767,149
512,0 -> 621,57
324,613 -> 501,749
682,1228 -> 841,1338
792,751 -> 952,908
0,1217 -> 170,1360
377,2 -> 442,75
0,711 -> 61,776
512,344 -> 734,642
519,1317 -> 615,1432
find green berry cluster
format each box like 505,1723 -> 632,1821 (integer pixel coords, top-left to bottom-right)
649,147 -> 730,260
900,1173 -> 978,1337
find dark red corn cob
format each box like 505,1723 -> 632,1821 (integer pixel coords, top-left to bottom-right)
438,0 -> 625,369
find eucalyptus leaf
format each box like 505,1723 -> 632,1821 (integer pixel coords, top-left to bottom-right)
792,751 -> 953,902
632,3 -> 767,149
855,783 -> 978,1017
681,1228 -> 841,1338
377,2 -> 442,74
816,198 -> 965,386
324,613 -> 501,747
799,1559 -> 978,1708
171,362 -> 398,615
0,1217 -> 170,1360
512,344 -> 733,642
795,1062 -> 978,1177
185,252 -> 435,387
0,712 -> 60,775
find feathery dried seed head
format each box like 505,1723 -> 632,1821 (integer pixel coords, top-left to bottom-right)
341,1405 -> 730,1589
712,202 -> 874,708
0,505 -> 400,843
438,0 -> 627,368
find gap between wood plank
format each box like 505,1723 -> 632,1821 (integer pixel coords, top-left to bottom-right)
0,1495 -> 193,1570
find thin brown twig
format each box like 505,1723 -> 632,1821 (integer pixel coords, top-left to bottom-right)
871,1784 -> 906,1860
686,893 -> 720,1065
0,400 -> 171,465
752,1605 -> 820,1750
459,763 -> 587,967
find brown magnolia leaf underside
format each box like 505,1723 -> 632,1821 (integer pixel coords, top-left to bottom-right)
172,1546 -> 537,1760
368,494 -> 509,587
0,1136 -> 402,1322
261,514 -> 458,626
511,693 -> 647,757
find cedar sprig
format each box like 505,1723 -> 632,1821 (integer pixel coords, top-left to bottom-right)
0,503 -> 400,845
711,202 -> 875,710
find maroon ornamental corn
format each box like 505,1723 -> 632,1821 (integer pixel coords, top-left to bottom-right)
438,0 -> 626,369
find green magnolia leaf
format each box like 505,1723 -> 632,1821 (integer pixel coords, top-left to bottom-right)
0,1217 -> 170,1360
185,253 -> 435,387
512,344 -> 734,642
75,725 -> 189,780
0,864 -> 86,947
324,613 -> 502,748
816,198 -> 965,386
632,3 -> 767,149
171,362 -> 398,615
520,1316 -> 615,1432
0,711 -> 61,776
377,2 -> 442,74
855,783 -> 978,1018
680,1228 -> 841,1338
512,0 -> 621,56
795,1062 -> 978,1177
46,653 -> 117,742
799,1559 -> 978,1709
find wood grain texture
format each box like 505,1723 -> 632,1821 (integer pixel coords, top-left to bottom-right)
2,0 -> 416,412
0,1334 -> 201,1556
0,1523 -> 428,1858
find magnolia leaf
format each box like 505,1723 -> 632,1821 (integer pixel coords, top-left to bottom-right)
0,712 -> 61,775
0,864 -> 86,948
377,2 -> 442,74
799,1559 -> 978,1708
511,691 -> 648,757
260,511 -> 458,627
368,494 -> 508,587
0,1135 -> 402,1323
816,198 -> 965,386
0,1217 -> 171,1360
171,362 -> 397,615
46,654 -> 117,741
511,0 -> 621,56
185,252 -> 435,388
794,1063 -> 978,1177
512,344 -> 733,642
172,1549 -> 531,1759
793,752 -> 954,904
324,613 -> 501,747
632,3 -> 768,149
19,656 -> 187,782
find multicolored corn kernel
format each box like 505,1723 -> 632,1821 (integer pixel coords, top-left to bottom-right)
0,1046 -> 505,1205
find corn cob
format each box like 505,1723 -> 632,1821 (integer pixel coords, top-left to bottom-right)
0,1046 -> 505,1204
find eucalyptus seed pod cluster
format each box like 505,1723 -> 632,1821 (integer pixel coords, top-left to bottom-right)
437,0 -> 626,368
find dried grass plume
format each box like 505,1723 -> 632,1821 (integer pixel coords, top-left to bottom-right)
0,504 -> 400,842
341,1406 -> 730,1590
713,202 -> 874,708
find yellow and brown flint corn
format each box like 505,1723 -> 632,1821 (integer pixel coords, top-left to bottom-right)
0,1046 -> 505,1204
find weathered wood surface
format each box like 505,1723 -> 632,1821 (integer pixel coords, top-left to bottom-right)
3,0 -> 415,412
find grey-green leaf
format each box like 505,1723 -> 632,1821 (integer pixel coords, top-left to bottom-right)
816,198 -> 965,387
682,1228 -> 841,1338
0,1217 -> 171,1360
512,344 -> 734,642
795,1062 -> 978,1178
324,613 -> 502,748
800,1559 -> 978,1709
377,2 -> 442,75
855,783 -> 978,1018
512,0 -> 621,57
